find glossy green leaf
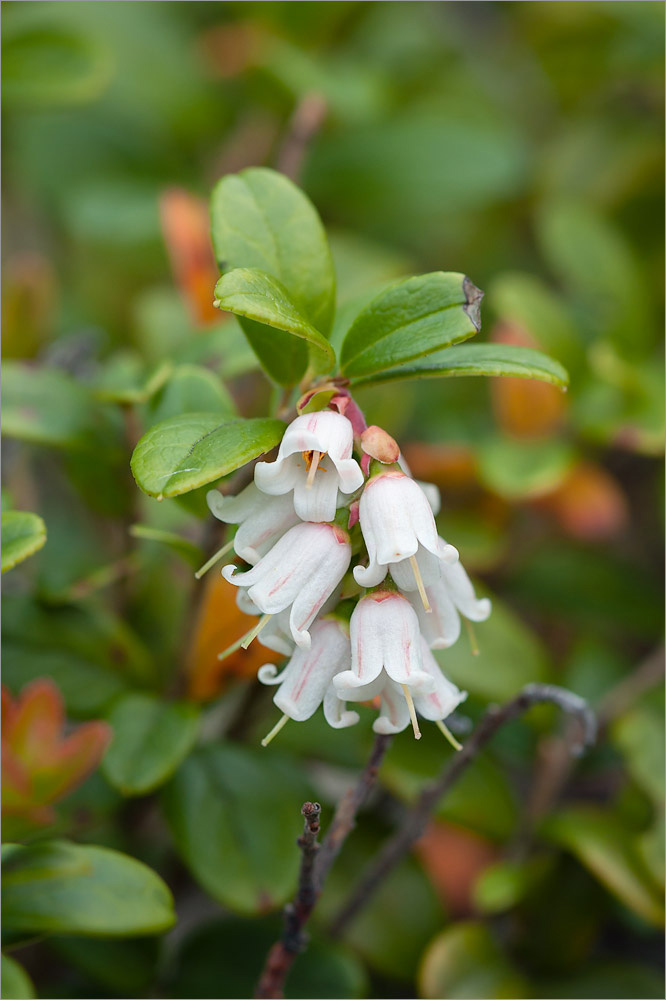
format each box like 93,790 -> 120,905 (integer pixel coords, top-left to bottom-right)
2,841 -> 175,937
130,413 -> 284,498
214,269 -> 335,374
210,167 -> 335,384
339,271 -> 482,377
349,342 -> 569,389
168,916 -> 367,999
91,353 -> 172,405
210,167 -> 335,335
477,436 -> 577,501
543,807 -> 665,926
1,953 -> 35,1000
147,364 -> 236,425
2,362 -> 103,450
419,922 -> 531,999
162,744 -> 311,915
102,694 -> 200,796
1,511 -> 46,573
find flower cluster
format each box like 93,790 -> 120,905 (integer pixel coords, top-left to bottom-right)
207,396 -> 490,747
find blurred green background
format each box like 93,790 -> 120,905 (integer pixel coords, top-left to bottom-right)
2,2 -> 664,999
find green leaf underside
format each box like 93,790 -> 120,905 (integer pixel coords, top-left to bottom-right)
2,841 -> 175,937
130,413 -> 284,498
102,694 -> 200,796
340,271 -> 483,377
210,167 -> 336,384
214,268 -> 335,373
350,343 -> 570,389
1,511 -> 47,573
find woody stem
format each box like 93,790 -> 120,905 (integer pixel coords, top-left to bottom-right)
327,683 -> 596,938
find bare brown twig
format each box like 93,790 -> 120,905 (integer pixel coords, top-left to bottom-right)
327,683 -> 596,937
277,93 -> 327,183
255,802 -> 322,1000
254,735 -> 392,998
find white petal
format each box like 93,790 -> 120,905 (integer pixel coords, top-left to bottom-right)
207,482 -> 264,523
442,560 -> 492,621
418,481 -> 441,516
353,556 -> 387,589
390,544 -> 443,591
373,679 -> 411,734
413,641 -> 468,721
233,493 -> 300,564
257,609 -> 295,656
271,619 -> 350,721
333,669 -> 387,701
410,582 -> 461,650
285,526 -> 351,646
257,663 -> 285,685
323,684 -> 360,729
292,455 -> 340,521
254,454 -> 302,496
330,456 -> 364,495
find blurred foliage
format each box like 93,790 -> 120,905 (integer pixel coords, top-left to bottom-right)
1,2 -> 663,998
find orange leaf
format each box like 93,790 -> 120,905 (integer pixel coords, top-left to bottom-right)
1,681 -> 111,825
160,188 -> 221,327
490,322 -> 567,438
532,460 -> 629,540
186,573 -> 277,702
416,820 -> 499,915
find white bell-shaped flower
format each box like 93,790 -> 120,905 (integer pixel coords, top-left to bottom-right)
410,555 -> 492,649
333,590 -> 435,696
254,410 -> 364,523
207,483 -> 300,565
258,618 -> 358,728
353,471 -> 458,593
222,521 -> 351,648
334,637 -> 467,736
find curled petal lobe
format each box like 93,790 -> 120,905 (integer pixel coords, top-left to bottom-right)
208,484 -> 300,564
442,560 -> 492,622
323,686 -> 360,729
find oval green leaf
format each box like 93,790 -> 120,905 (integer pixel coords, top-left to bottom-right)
350,342 -> 570,389
102,693 -> 200,796
1,511 -> 46,573
214,268 -> 335,375
211,167 -> 336,384
148,363 -> 236,425
162,744 -> 311,915
2,840 -> 175,937
210,167 -> 335,336
339,271 -> 482,377
130,413 -> 284,498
